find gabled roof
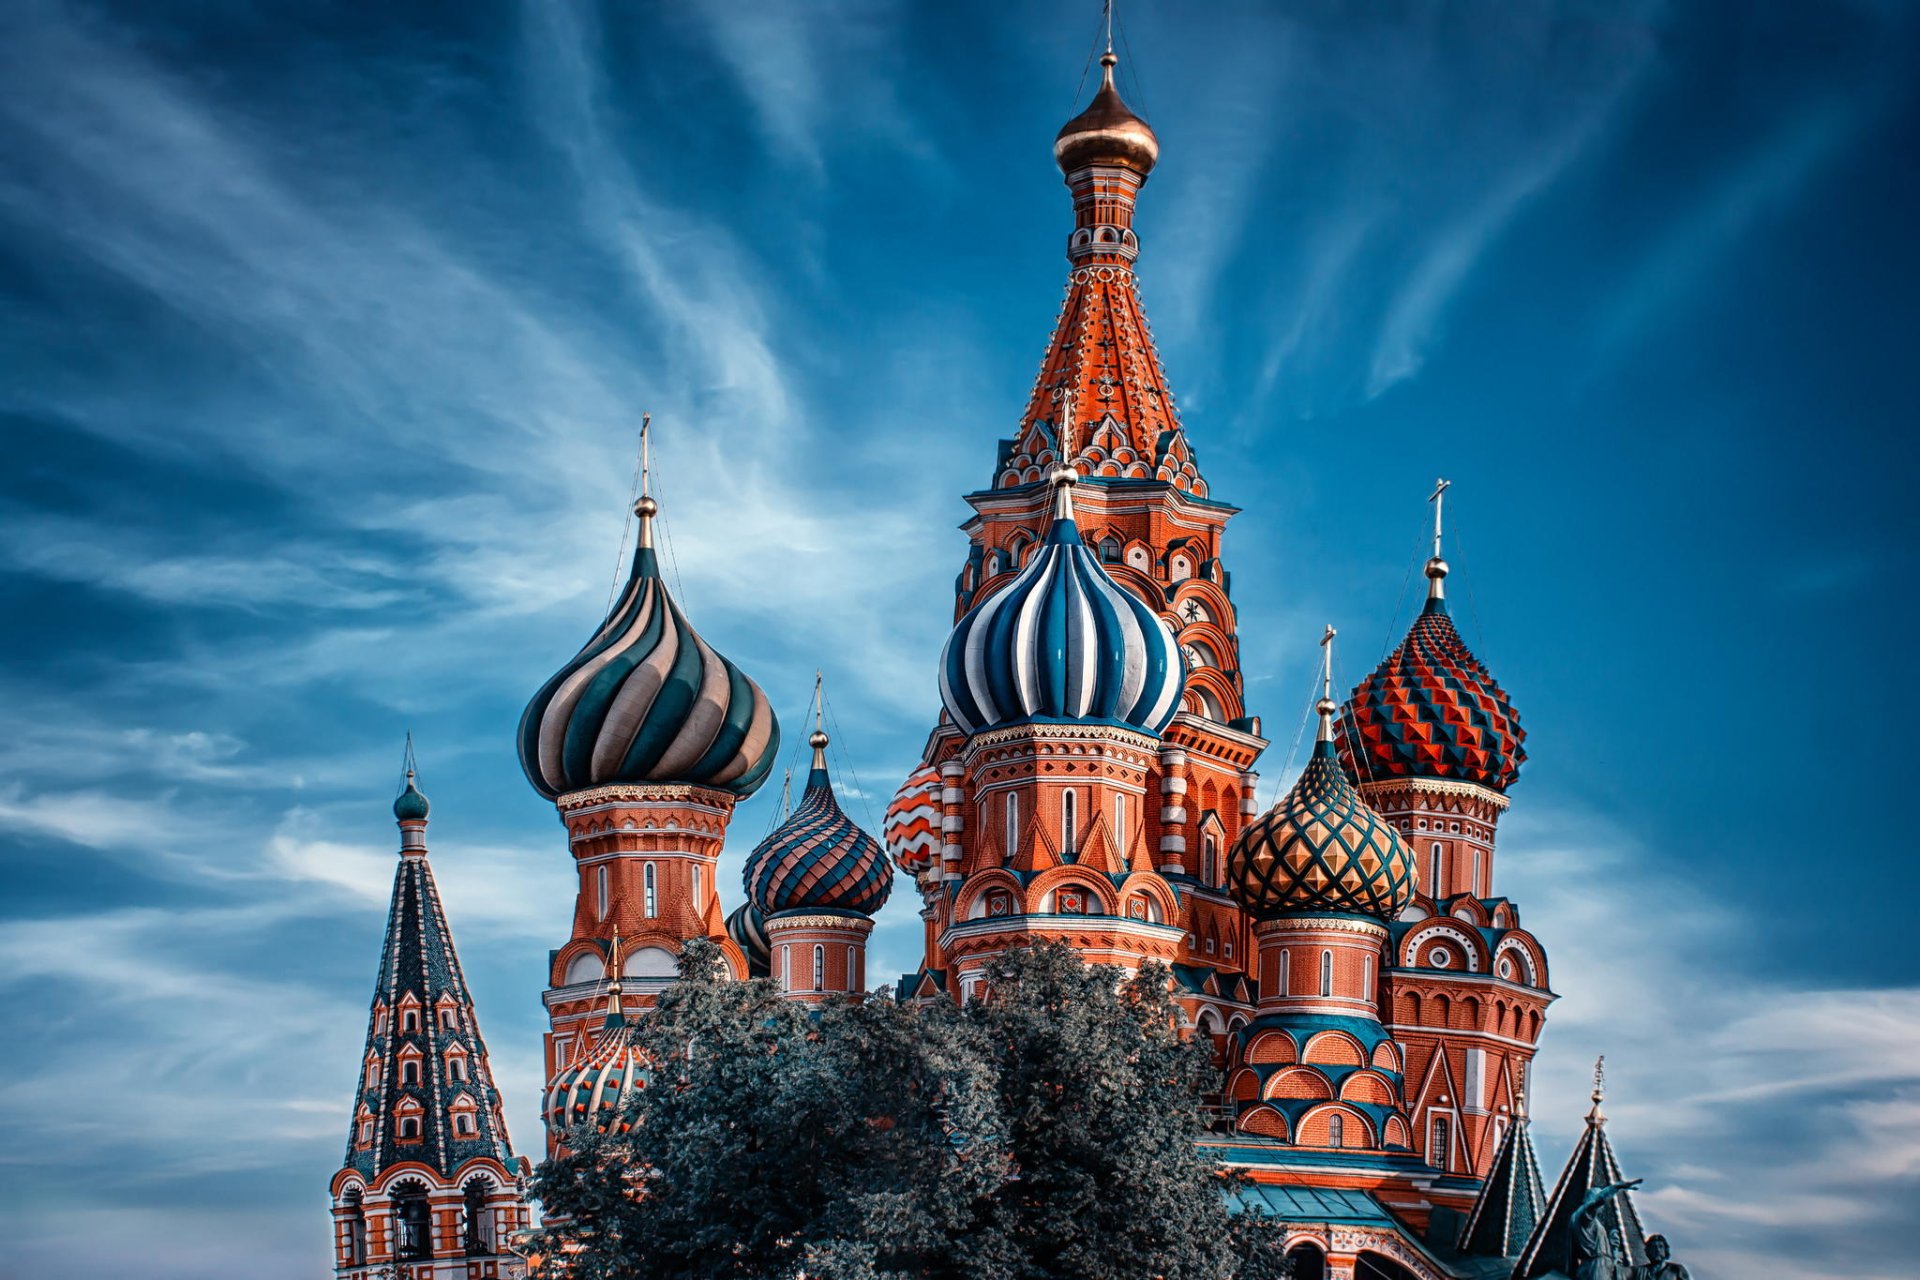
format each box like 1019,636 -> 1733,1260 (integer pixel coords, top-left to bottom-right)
1459,1118 -> 1545,1259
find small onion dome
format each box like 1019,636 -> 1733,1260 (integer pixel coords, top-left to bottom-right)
1055,52 -> 1159,176
1340,586 -> 1526,793
742,731 -> 892,916
938,470 -> 1183,737
393,771 -> 430,822
725,901 -> 771,978
883,762 -> 943,875
518,500 -> 780,801
1227,708 -> 1418,921
544,958 -> 647,1137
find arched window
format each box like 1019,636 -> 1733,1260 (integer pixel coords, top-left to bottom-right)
779,945 -> 790,991
1363,953 -> 1374,996
397,1115 -> 421,1141
463,1178 -> 493,1256
1429,1114 -> 1451,1170
812,945 -> 825,991
1114,794 -> 1127,844
1202,835 -> 1218,886
454,1110 -> 477,1137
401,1008 -> 419,1034
1005,793 -> 1019,861
1327,1112 -> 1345,1149
596,864 -> 609,919
693,863 -> 704,908
1320,950 -> 1333,998
1061,789 -> 1078,858
1098,536 -> 1122,562
644,863 -> 657,917
1279,949 -> 1290,995
343,1189 -> 367,1265
1472,847 -> 1483,895
392,1181 -> 432,1260
401,1059 -> 420,1086
847,945 -> 858,990
446,1053 -> 467,1083
1430,842 -> 1443,895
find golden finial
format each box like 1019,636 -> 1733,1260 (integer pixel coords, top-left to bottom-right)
1588,1054 -> 1607,1124
606,928 -> 625,1020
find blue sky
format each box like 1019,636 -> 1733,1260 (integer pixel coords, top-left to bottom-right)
1,1 -> 1915,1276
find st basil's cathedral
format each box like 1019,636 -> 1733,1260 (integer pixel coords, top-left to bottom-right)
328,39 -> 1678,1280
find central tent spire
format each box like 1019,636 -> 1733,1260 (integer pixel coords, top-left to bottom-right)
993,40 -> 1202,498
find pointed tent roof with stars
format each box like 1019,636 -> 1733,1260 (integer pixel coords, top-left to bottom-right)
1511,1063 -> 1649,1278
1458,1115 -> 1547,1260
341,756 -> 521,1184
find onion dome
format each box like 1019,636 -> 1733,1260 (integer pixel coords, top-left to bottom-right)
1341,554 -> 1526,794
884,762 -> 943,875
743,728 -> 893,916
725,902 -> 770,978
1055,52 -> 1159,176
939,468 -> 1183,737
1228,661 -> 1418,920
393,770 -> 430,822
543,940 -> 647,1137
518,486 -> 780,801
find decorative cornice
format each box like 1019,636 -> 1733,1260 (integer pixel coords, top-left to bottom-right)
763,911 -> 876,935
1357,775 -> 1509,814
556,782 -> 739,812
1254,915 -> 1390,940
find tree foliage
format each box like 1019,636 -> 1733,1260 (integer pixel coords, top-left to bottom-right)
529,941 -> 1288,1280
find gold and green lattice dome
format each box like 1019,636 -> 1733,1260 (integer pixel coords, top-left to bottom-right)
1227,727 -> 1417,921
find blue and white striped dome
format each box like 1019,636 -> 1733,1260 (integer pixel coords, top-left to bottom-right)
938,474 -> 1183,737
519,500 -> 780,801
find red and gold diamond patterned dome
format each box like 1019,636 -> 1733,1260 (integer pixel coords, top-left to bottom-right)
1341,558 -> 1525,794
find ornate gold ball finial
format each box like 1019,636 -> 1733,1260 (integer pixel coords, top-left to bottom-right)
809,729 -> 830,751
1053,51 -> 1160,176
1425,555 -> 1449,581
1316,697 -> 1338,719
634,494 -> 659,520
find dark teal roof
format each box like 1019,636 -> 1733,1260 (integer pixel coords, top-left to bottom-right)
1458,1117 -> 1545,1259
393,776 -> 430,821
342,841 -> 519,1181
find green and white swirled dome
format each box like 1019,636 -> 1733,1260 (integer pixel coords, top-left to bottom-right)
519,494 -> 780,801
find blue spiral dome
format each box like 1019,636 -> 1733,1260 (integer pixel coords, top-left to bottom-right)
743,733 -> 893,916
939,472 -> 1184,737
519,501 -> 780,801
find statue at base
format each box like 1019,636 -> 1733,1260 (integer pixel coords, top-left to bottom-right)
1639,1233 -> 1691,1280
1570,1179 -> 1643,1280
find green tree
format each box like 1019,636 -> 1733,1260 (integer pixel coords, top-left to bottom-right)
528,940 -> 1284,1280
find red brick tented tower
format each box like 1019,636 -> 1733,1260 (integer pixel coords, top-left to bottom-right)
328,756 -> 529,1280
